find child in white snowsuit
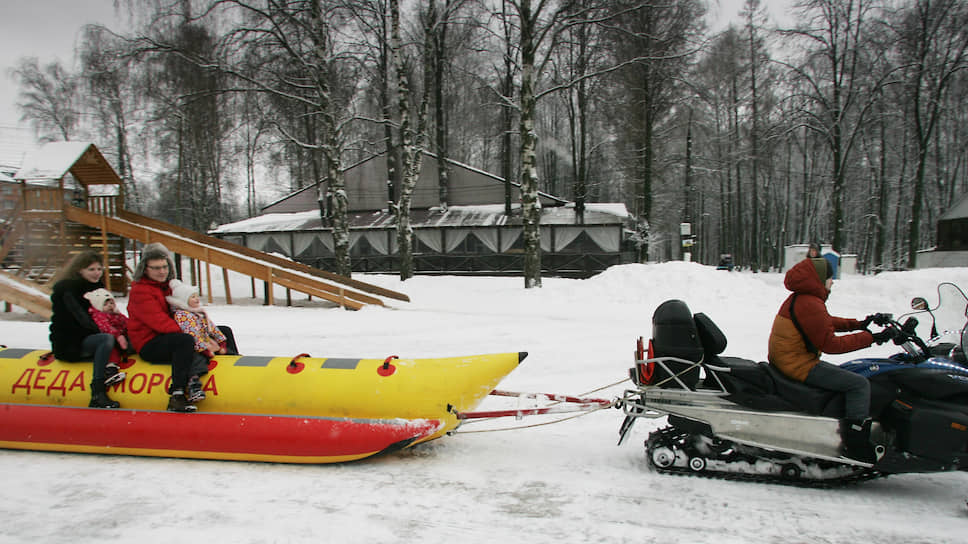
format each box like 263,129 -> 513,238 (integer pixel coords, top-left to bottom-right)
83,288 -> 128,386
166,280 -> 228,402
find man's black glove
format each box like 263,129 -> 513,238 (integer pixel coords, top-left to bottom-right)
861,313 -> 893,327
871,328 -> 900,345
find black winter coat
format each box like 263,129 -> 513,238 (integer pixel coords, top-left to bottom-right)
49,277 -> 102,360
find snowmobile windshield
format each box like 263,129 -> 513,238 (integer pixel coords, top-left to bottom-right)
933,283 -> 967,339
906,282 -> 968,360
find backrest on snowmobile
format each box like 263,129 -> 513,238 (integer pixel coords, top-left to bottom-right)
693,312 -> 727,358
651,299 -> 703,389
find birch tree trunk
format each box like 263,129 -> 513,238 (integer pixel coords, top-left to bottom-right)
309,0 -> 351,277
390,0 -> 430,281
518,0 -> 542,288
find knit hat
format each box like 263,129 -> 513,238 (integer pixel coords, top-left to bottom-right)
810,257 -> 831,282
83,288 -> 114,311
134,242 -> 176,282
166,279 -> 200,312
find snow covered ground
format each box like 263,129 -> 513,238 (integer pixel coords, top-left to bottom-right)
3,262 -> 968,543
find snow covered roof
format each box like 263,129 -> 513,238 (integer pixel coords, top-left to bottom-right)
212,203 -> 632,234
14,142 -> 121,187
261,151 -> 570,215
14,142 -> 90,182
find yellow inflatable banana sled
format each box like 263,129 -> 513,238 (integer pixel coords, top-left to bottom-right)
0,347 -> 525,463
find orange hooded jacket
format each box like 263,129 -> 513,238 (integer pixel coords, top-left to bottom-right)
767,258 -> 874,381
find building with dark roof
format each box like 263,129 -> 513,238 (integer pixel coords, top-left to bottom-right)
213,154 -> 635,277
918,193 -> 968,268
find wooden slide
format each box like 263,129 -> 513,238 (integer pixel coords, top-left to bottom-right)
0,271 -> 52,319
63,207 -> 409,311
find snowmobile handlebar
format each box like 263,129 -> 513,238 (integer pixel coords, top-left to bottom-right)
881,315 -> 931,358
870,313 -> 893,327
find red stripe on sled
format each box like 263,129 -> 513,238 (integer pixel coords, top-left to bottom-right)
0,404 -> 440,458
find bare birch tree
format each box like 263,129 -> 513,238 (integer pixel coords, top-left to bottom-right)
12,58 -> 79,142
389,0 -> 430,280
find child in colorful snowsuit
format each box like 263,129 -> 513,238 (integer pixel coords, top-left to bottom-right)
165,280 -> 228,402
83,288 -> 128,386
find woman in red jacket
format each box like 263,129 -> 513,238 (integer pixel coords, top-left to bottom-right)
127,243 -> 201,413
767,257 -> 896,462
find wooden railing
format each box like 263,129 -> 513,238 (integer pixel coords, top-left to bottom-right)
0,272 -> 52,319
87,195 -> 119,216
118,209 -> 410,303
64,206 -> 406,310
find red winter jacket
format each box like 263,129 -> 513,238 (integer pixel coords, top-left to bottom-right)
767,258 -> 874,381
88,307 -> 128,338
127,277 -> 181,351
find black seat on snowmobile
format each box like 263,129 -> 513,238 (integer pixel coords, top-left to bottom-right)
762,364 -> 841,416
703,357 -> 802,411
651,299 -> 704,389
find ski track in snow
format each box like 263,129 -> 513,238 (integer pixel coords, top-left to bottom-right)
3,262 -> 968,543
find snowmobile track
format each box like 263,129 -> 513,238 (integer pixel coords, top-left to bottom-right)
646,425 -> 886,488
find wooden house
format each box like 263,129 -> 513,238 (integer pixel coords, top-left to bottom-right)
919,193 -> 968,268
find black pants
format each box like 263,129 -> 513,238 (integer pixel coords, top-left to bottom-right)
80,333 -> 115,383
804,361 -> 871,421
139,333 -> 195,392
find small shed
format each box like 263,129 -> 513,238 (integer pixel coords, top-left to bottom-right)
6,142 -> 127,289
917,193 -> 968,268
936,193 -> 968,251
15,141 -> 123,214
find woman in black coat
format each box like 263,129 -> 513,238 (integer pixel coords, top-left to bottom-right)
49,250 -> 122,408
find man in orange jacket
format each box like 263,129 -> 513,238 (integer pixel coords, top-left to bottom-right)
768,257 -> 897,462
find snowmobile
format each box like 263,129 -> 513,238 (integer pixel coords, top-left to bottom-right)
616,282 -> 968,486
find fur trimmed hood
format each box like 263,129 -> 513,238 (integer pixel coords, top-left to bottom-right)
133,242 -> 176,282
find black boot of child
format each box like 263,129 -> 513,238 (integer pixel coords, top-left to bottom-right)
89,382 -> 120,409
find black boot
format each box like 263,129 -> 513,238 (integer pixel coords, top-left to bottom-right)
841,419 -> 877,463
104,362 -> 127,386
89,382 -> 120,409
187,376 -> 206,402
167,390 -> 197,413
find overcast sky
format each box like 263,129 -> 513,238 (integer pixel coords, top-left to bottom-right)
0,0 -> 787,160
0,1 -> 120,130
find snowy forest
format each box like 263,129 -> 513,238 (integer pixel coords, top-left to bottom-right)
10,0 -> 968,278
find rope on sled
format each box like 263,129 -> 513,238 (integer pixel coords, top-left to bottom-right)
452,376 -> 629,434
575,376 -> 630,398
452,402 -> 614,434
